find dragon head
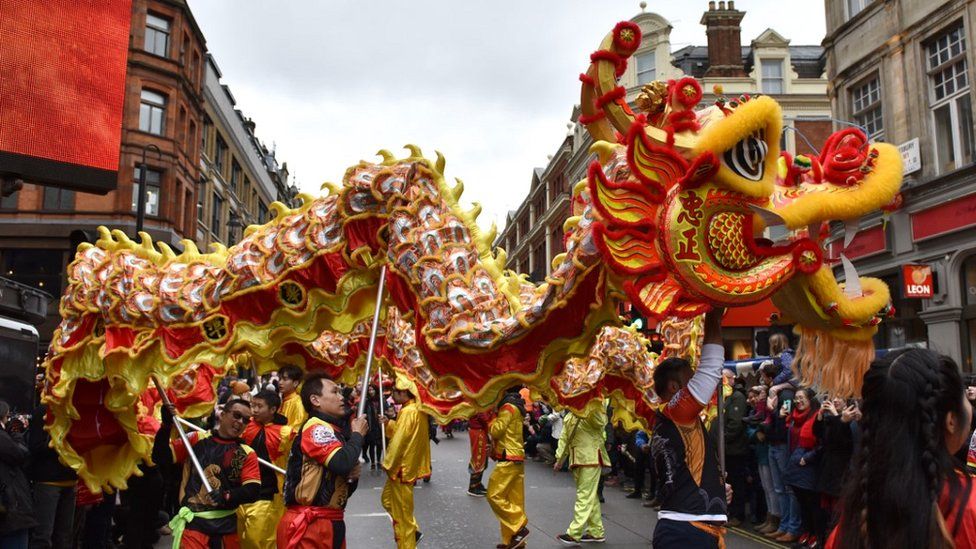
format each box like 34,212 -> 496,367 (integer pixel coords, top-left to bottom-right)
579,22 -> 902,395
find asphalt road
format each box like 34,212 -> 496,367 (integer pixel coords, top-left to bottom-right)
341,430 -> 778,549
156,429 -> 778,548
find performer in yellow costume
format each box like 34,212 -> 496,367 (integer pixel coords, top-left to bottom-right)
487,386 -> 530,549
553,399 -> 610,545
237,389 -> 295,549
277,364 -> 307,431
381,375 -> 432,548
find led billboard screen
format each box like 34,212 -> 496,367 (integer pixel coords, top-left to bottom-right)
0,0 -> 132,194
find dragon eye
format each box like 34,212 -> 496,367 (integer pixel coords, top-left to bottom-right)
723,128 -> 768,181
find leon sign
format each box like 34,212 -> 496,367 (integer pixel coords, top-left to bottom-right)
903,264 -> 934,298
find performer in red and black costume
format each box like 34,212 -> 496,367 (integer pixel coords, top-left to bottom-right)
152,398 -> 261,549
466,410 -> 493,497
237,389 -> 295,548
277,373 -> 368,549
649,308 -> 729,549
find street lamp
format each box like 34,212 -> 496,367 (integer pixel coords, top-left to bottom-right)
136,143 -> 162,236
227,212 -> 243,243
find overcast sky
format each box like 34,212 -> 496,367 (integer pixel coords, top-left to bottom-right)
188,1 -> 826,231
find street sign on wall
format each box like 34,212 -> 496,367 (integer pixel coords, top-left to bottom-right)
899,138 -> 921,175
903,264 -> 934,298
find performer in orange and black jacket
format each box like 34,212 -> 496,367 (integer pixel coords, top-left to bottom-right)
466,410 -> 493,497
277,373 -> 368,548
153,398 -> 261,549
237,389 -> 294,549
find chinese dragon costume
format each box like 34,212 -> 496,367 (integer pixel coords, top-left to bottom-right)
42,21 -> 902,491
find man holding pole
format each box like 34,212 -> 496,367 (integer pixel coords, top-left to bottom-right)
487,386 -> 530,549
380,374 -> 431,548
277,373 -> 368,548
237,389 -> 294,549
648,308 -> 727,548
153,398 -> 262,548
553,398 -> 610,545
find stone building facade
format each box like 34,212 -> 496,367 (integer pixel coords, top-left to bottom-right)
197,55 -> 294,249
823,0 -> 976,369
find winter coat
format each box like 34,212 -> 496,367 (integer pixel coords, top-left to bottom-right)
0,428 -> 38,534
27,405 -> 77,483
363,398 -> 383,444
765,387 -> 795,445
724,386 -> 749,457
814,413 -> 855,496
783,408 -> 819,491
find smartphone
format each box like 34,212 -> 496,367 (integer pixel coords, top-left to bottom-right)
782,399 -> 792,414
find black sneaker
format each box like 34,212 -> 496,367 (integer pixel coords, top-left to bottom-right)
467,485 -> 487,497
581,533 -> 606,543
510,526 -> 530,548
415,531 -> 423,544
556,533 -> 581,546
625,491 -> 643,499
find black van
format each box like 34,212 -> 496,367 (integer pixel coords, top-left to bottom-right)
0,315 -> 39,413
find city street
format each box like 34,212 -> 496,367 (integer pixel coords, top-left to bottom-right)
341,430 -> 775,549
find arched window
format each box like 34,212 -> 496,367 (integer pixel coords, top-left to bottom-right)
139,89 -> 167,135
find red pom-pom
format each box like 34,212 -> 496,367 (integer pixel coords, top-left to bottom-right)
612,21 -> 642,54
670,77 -> 703,108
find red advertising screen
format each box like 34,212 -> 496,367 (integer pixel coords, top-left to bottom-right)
0,0 -> 132,193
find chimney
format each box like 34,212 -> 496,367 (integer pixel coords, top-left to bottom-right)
700,1 -> 746,77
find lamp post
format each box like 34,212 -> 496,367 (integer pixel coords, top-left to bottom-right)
135,144 -> 162,236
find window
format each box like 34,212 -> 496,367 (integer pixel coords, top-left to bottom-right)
928,24 -> 974,173
201,116 -> 211,157
550,226 -> 563,255
215,135 -> 227,174
0,249 -> 64,292
197,185 -> 205,222
211,192 -> 223,236
518,215 -> 529,240
636,51 -> 656,86
1,190 -> 18,210
533,192 -> 546,223
550,174 -> 567,202
532,242 -> 547,280
258,201 -> 268,223
846,0 -> 869,20
144,13 -> 171,57
761,60 -> 784,94
851,76 -> 884,141
42,187 -> 74,211
131,167 -> 161,216
231,160 -> 242,193
139,89 -> 166,135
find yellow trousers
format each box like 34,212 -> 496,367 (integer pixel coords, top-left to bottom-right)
381,477 -> 418,549
487,461 -> 526,544
237,498 -> 283,549
567,466 -> 604,538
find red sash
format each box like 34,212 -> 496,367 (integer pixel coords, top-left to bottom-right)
277,506 -> 345,548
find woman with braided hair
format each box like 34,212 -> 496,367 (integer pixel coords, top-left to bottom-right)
827,349 -> 976,548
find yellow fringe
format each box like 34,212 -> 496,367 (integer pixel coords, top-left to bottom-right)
794,327 -> 874,398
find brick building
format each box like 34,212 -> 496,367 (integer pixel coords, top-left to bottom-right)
496,2 -> 833,358
0,0 -> 291,344
822,0 -> 976,369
